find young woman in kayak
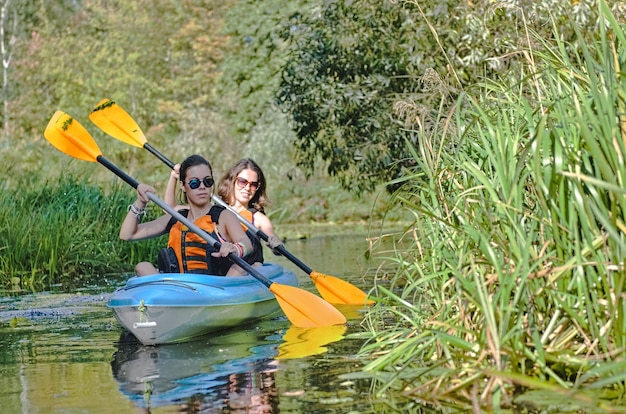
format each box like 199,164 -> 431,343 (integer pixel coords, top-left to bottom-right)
120,154 -> 254,277
217,158 -> 284,254
165,158 -> 283,266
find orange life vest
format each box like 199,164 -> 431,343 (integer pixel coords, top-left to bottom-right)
239,208 -> 253,231
166,206 -> 232,275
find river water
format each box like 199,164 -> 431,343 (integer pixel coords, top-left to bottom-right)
0,229 -> 412,413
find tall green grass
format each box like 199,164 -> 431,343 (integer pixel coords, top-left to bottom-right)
0,174 -> 165,292
361,2 -> 626,412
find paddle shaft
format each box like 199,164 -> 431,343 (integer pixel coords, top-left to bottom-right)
145,143 -> 175,169
211,195 -> 315,274
97,155 -> 274,288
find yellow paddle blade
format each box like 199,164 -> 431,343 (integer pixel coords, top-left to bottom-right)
277,325 -> 347,359
43,111 -> 102,162
89,98 -> 147,147
310,271 -> 375,305
269,283 -> 346,327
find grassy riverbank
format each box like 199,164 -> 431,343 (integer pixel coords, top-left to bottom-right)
0,177 -> 165,291
359,4 -> 626,412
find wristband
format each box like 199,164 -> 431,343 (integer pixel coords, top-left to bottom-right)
234,241 -> 248,258
128,203 -> 146,219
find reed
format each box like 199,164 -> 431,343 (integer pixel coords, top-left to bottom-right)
0,175 -> 164,291
361,2 -> 626,412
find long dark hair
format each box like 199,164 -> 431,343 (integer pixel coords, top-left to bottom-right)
179,154 -> 213,204
217,158 -> 269,213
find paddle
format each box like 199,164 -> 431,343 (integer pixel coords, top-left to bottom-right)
89,98 -> 374,306
43,110 -> 346,328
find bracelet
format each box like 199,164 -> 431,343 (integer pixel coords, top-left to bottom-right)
234,241 -> 248,258
128,203 -> 146,219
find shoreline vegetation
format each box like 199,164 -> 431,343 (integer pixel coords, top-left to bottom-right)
357,3 -> 626,413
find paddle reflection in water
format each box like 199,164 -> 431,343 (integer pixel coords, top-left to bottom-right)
277,325 -> 347,360
111,322 -> 346,412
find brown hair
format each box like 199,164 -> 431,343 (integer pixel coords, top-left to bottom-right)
217,158 -> 269,213
179,154 -> 213,204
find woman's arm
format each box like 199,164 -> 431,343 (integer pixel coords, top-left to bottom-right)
120,183 -> 171,241
163,164 -> 180,207
254,211 -> 283,249
215,210 -> 253,256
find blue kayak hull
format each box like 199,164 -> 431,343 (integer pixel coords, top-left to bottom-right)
108,263 -> 299,345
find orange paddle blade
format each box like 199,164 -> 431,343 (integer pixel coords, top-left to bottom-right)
310,271 -> 375,305
43,111 -> 102,162
89,98 -> 147,147
269,283 -> 346,327
277,325 -> 347,359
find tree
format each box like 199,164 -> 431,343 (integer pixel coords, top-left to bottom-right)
8,0 -> 234,182
276,0 -> 625,194
217,0 -> 308,137
0,0 -> 15,134
277,0 -> 424,194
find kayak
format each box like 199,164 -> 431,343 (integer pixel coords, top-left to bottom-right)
107,263 -> 299,345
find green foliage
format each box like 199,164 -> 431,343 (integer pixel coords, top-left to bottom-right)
276,0 -> 626,194
7,0 -> 234,184
218,0 -> 309,136
0,0 -> 390,224
360,2 -> 626,410
277,0 -> 422,194
0,175 -> 163,291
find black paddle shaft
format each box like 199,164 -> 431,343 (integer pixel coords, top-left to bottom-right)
145,143 -> 175,169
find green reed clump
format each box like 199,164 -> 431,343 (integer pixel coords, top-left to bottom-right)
361,2 -> 626,412
0,174 -> 164,291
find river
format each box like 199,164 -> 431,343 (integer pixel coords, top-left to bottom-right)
0,228 -> 418,413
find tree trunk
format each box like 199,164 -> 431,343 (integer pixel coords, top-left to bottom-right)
0,0 -> 14,135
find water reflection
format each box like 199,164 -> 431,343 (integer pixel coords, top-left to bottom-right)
111,323 -> 347,412
0,232 -> 381,413
277,325 -> 347,360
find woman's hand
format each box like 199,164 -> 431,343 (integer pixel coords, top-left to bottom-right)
170,164 -> 180,181
212,242 -> 238,258
266,235 -> 283,251
136,183 -> 156,207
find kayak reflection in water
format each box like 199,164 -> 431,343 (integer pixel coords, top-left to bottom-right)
110,331 -> 280,413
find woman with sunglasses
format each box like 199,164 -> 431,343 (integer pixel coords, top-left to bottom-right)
216,158 -> 284,266
120,154 -> 254,277
165,158 -> 283,267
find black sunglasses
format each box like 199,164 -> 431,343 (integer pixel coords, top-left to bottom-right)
186,176 -> 214,189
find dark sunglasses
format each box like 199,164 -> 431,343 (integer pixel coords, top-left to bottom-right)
186,176 -> 214,189
235,177 -> 259,191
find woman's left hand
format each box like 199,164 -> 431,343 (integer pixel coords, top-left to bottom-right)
266,235 -> 283,250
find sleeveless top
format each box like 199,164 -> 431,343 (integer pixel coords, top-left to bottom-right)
239,208 -> 264,264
